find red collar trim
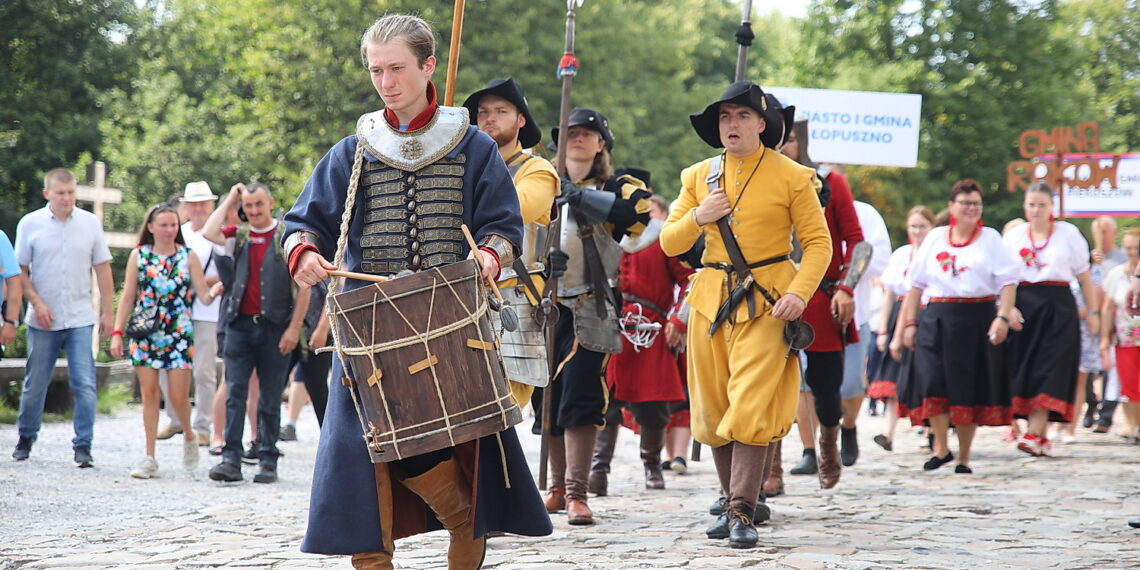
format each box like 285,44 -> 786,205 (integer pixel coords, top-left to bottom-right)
383,82 -> 439,131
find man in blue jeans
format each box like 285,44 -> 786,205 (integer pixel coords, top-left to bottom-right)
12,168 -> 114,467
203,182 -> 308,484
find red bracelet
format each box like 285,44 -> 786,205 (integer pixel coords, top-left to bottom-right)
111,330 -> 124,337
903,321 -> 918,328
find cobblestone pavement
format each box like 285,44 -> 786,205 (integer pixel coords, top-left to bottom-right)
2,405 -> 1139,569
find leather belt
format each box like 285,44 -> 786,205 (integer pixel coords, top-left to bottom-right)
623,293 -> 667,319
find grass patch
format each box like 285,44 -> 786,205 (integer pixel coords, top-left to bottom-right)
0,384 -> 135,424
97,383 -> 133,415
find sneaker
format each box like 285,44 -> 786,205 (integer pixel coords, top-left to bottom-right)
12,436 -> 33,461
241,441 -> 259,465
1017,433 -> 1043,457
196,432 -> 210,447
131,456 -> 160,479
280,424 -> 298,442
208,460 -> 243,482
74,446 -> 94,468
156,424 -> 183,440
183,434 -> 200,471
670,456 -> 688,474
1038,436 -> 1053,457
253,463 -> 278,484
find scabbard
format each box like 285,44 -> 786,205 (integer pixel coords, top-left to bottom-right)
709,282 -> 753,335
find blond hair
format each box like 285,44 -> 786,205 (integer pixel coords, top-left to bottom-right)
360,14 -> 435,68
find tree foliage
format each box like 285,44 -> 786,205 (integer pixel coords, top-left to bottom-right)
4,0 -> 1137,244
0,0 -> 138,235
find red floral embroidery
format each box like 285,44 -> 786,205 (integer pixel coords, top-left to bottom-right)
1018,246 -> 1047,269
1010,395 -> 1074,423
903,397 -> 1011,427
935,251 -> 968,277
867,380 -> 897,401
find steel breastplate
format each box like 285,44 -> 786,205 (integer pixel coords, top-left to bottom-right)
498,222 -> 547,280
357,158 -> 467,275
557,203 -> 622,297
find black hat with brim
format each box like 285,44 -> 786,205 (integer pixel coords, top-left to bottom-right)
461,77 -> 542,149
550,107 -> 614,152
689,81 -> 787,150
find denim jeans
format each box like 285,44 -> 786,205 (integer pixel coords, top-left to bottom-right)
18,325 -> 97,449
221,316 -> 290,466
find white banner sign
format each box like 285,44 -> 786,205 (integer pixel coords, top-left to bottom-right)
1053,153 -> 1140,217
765,86 -> 923,168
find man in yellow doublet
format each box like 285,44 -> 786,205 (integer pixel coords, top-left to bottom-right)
463,78 -> 559,409
660,81 -> 830,548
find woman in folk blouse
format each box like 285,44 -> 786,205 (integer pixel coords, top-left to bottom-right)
900,179 -> 1021,473
1001,182 -> 1098,456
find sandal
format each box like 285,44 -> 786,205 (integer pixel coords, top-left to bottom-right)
208,445 -> 223,456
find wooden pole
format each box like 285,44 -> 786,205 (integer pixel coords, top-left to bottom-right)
539,0 -> 583,491
443,0 -> 467,106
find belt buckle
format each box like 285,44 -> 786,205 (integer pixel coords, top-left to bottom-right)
250,314 -> 263,324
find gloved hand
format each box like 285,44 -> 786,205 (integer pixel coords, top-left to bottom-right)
556,179 -> 585,207
548,248 -> 569,279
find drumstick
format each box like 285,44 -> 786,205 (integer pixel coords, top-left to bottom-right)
327,269 -> 390,283
461,224 -> 520,332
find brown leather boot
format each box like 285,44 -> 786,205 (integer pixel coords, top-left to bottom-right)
763,440 -> 784,497
399,458 -> 487,569
351,551 -> 394,570
589,423 -> 619,496
564,425 -> 596,525
818,426 -> 842,489
545,434 -> 567,513
727,442 -> 766,524
640,427 -> 666,490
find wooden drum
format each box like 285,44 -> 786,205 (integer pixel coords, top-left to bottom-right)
327,259 -> 521,463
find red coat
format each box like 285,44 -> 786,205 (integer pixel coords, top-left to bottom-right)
803,171 -> 864,352
606,242 -> 694,403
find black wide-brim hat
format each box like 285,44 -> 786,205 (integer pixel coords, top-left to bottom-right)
689,81 -> 790,150
461,77 -> 542,149
550,107 -> 614,152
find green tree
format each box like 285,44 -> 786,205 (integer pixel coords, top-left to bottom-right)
0,0 -> 139,235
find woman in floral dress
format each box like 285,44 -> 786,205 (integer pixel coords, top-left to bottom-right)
111,203 -> 220,478
1100,227 -> 1140,442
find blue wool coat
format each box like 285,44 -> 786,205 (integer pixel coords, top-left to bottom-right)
286,125 -> 552,555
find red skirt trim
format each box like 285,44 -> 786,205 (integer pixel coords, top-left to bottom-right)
900,397 -> 1011,427
1010,394 -> 1075,423
867,380 -> 897,401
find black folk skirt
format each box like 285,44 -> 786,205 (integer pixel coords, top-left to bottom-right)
905,301 -> 1011,427
869,299 -> 903,400
1006,284 -> 1080,423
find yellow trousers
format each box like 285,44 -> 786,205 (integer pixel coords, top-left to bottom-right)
686,310 -> 800,447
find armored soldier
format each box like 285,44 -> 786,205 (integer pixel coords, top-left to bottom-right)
283,15 -> 551,570
461,78 -> 559,408
538,107 -> 651,526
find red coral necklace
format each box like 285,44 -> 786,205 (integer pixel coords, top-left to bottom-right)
1027,222 -> 1054,254
946,218 -> 983,247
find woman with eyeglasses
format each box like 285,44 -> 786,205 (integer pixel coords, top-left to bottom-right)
1001,182 -> 1098,456
899,179 -> 1021,473
111,203 -> 222,479
871,205 -> 935,452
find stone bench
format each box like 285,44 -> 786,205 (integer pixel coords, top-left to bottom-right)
0,359 -> 135,414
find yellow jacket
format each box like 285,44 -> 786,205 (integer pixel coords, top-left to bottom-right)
660,147 -> 831,325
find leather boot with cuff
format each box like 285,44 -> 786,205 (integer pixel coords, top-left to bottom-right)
789,448 -> 817,475
763,440 -> 784,497
564,425 -> 597,525
840,425 -> 859,466
351,550 -> 394,570
545,434 -> 567,513
639,427 -> 667,490
400,458 -> 487,569
818,425 -> 842,489
589,423 -> 618,496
